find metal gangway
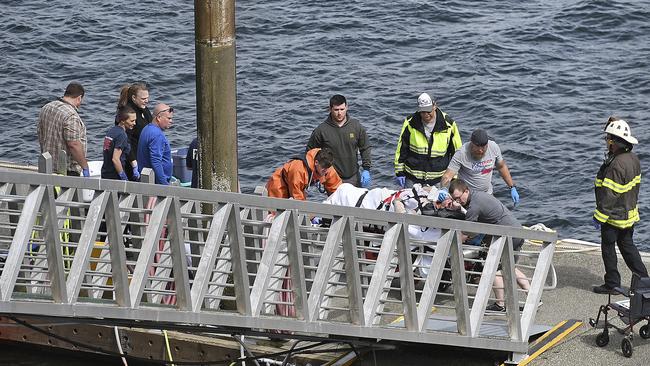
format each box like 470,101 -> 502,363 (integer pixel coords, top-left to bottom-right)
0,163 -> 556,363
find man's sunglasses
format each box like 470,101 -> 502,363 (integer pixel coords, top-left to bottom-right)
155,107 -> 174,117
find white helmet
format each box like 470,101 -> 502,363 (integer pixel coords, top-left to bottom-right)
604,119 -> 638,145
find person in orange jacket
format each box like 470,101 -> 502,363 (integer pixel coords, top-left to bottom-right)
266,148 -> 342,200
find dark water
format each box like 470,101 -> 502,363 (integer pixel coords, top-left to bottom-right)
0,342 -> 137,365
2,0 -> 650,248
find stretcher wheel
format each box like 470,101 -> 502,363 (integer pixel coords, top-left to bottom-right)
596,331 -> 609,347
589,318 -> 597,327
621,337 -> 633,358
640,324 -> 650,339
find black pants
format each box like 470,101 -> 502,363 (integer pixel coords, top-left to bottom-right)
601,223 -> 648,288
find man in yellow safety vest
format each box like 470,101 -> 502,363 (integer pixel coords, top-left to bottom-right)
394,92 -> 462,188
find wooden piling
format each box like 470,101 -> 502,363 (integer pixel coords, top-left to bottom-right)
194,0 -> 238,192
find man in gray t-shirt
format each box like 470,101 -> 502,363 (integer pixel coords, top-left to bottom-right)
447,178 -> 528,312
441,128 -> 520,205
448,179 -> 522,246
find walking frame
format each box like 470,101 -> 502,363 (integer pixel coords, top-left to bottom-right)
589,273 -> 650,357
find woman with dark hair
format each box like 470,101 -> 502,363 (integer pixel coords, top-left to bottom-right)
117,82 -> 152,179
99,105 -> 138,245
102,105 -> 137,180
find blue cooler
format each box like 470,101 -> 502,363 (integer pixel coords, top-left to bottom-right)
171,148 -> 193,184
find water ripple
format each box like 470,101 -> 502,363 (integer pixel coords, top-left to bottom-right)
1,0 -> 649,247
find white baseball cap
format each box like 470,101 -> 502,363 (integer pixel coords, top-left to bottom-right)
417,92 -> 434,112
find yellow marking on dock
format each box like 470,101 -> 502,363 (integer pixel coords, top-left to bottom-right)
527,320 -> 568,349
500,319 -> 582,366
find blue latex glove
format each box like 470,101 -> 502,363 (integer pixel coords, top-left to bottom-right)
593,218 -> 601,230
131,163 -> 141,181
360,170 -> 371,188
118,171 -> 128,181
395,176 -> 406,188
510,186 -> 520,206
82,168 -> 90,177
311,217 -> 322,226
437,188 -> 450,202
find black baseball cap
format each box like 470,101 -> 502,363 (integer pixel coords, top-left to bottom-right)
470,128 -> 489,146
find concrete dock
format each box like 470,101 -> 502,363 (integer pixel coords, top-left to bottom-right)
527,240 -> 650,366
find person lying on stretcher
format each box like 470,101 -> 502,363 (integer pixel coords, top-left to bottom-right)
318,183 -> 464,279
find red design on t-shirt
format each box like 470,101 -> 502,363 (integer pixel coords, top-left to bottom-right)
103,136 -> 113,151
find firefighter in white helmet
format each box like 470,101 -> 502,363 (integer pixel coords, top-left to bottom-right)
592,117 -> 648,294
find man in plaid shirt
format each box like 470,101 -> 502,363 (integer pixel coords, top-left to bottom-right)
37,82 -> 89,176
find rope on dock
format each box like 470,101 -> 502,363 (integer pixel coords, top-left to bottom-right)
0,160 -> 38,171
524,223 -> 600,254
525,223 -> 650,258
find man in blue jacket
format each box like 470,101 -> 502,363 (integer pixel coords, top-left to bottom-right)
137,103 -> 174,185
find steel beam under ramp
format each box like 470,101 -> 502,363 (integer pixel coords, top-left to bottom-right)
0,169 -> 557,360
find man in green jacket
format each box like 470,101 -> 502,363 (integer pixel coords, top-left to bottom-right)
306,95 -> 372,187
394,92 -> 462,188
592,117 -> 648,294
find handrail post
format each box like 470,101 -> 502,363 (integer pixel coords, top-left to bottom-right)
38,152 -> 53,174
140,168 -> 155,184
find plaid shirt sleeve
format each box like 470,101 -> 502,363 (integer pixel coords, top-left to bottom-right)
63,112 -> 84,142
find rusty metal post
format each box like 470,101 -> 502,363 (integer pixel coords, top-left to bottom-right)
194,0 -> 238,192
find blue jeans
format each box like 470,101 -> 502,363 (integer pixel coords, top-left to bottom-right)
466,234 -> 485,246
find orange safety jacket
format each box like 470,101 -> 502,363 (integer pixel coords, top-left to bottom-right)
266,148 -> 342,200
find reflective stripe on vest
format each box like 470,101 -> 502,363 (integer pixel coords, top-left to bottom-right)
404,166 -> 445,181
595,174 -> 641,194
405,118 -> 455,158
594,207 -> 640,229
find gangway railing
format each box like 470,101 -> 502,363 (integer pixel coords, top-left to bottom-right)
0,167 -> 556,362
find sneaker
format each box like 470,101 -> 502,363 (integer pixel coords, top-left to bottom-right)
486,303 -> 506,312
593,284 -> 617,294
519,301 -> 543,311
